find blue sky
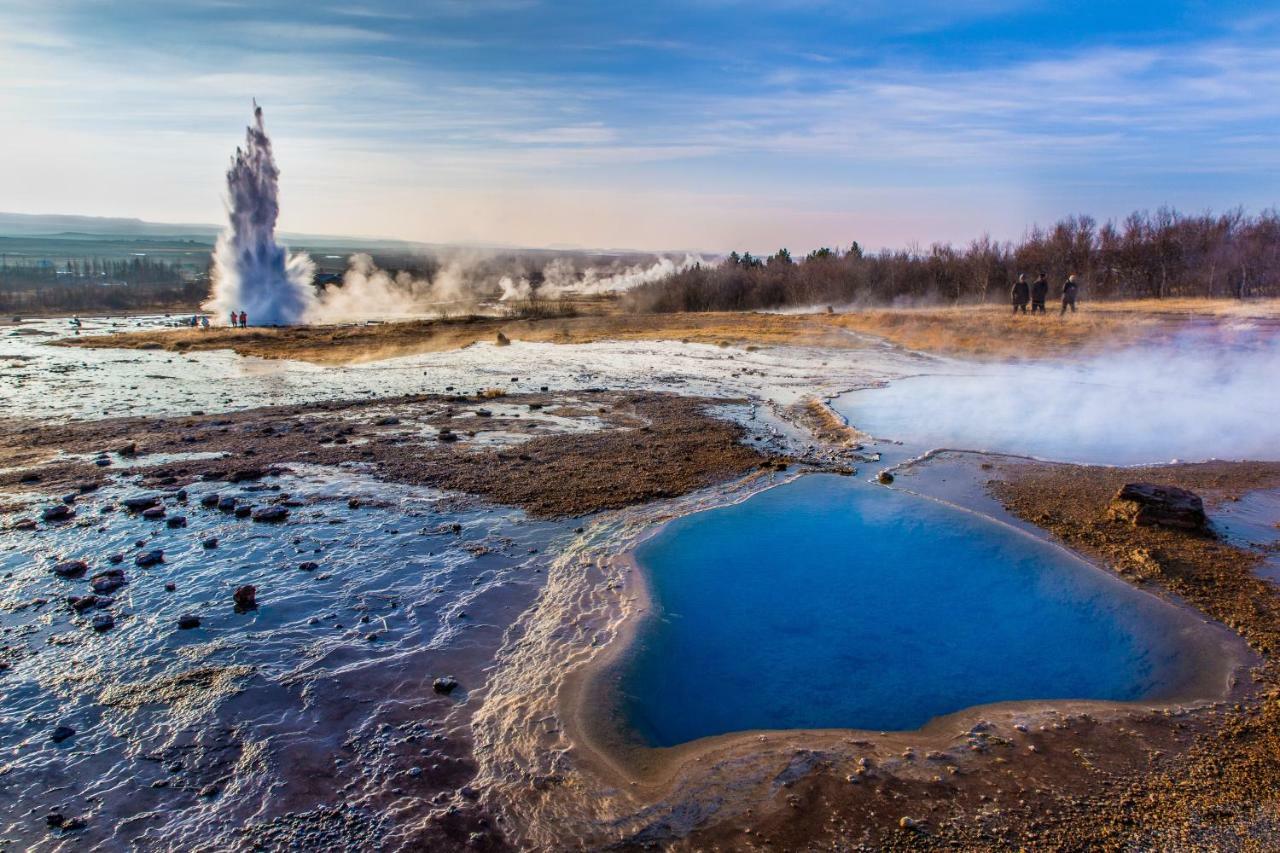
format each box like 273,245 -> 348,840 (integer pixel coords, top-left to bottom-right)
2,0 -> 1279,251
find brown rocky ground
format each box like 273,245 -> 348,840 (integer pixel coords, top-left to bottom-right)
0,391 -> 776,520
59,299 -> 1280,365
666,458 -> 1280,851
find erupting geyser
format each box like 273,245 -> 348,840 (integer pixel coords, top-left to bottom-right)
202,102 -> 315,326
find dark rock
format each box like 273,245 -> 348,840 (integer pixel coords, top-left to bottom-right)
298,561 -> 318,571
61,493 -> 77,505
67,595 -> 97,612
438,430 -> 458,443
1108,483 -> 1208,532
234,584 -> 257,608
12,518 -> 37,531
199,784 -> 218,798
217,496 -> 237,512
202,537 -> 218,549
90,570 -> 126,594
42,505 -> 75,522
200,493 -> 220,508
108,553 -> 124,564
433,676 -> 459,695
234,505 -> 252,518
177,614 -> 201,630
116,442 -> 137,456
460,785 -> 480,800
252,506 -> 288,523
135,549 -> 164,567
51,560 -> 89,578
165,515 -> 187,529
376,416 -> 400,426
50,725 -> 76,743
877,471 -> 895,485
91,612 -> 114,632
19,471 -> 40,483
228,468 -> 265,483
495,331 -> 511,346
175,489 -> 188,502
94,458 -> 111,467
141,506 -> 166,521
164,582 -> 176,592
122,495 -> 160,512
77,481 -> 100,493
45,811 -> 86,831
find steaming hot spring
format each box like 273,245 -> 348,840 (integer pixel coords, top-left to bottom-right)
3,105 -> 1279,851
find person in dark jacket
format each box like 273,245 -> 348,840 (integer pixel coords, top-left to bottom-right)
1061,274 -> 1080,314
1011,274 -> 1030,314
1030,273 -> 1048,314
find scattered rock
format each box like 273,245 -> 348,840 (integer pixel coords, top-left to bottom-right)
199,784 -> 219,798
202,537 -> 219,549
135,549 -> 164,568
19,472 -> 41,484
252,506 -> 289,523
217,496 -> 237,512
166,515 -> 187,528
234,505 -> 253,519
50,725 -> 76,743
177,614 -> 201,630
200,493 -> 220,508
122,495 -> 160,512
51,560 -> 89,578
878,471 -> 895,485
376,416 -> 401,426
298,561 -> 319,572
68,595 -> 98,612
495,331 -> 510,346
1107,483 -> 1208,532
116,442 -> 137,456
108,553 -> 124,564
42,505 -> 75,522
164,582 -> 176,592
90,570 -> 127,594
229,468 -> 265,483
234,585 -> 257,609
433,676 -> 459,695
91,613 -> 115,632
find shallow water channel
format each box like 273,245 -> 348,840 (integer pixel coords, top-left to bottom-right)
617,474 -> 1210,748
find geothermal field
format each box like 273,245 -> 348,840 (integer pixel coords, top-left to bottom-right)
5,106 -> 1280,851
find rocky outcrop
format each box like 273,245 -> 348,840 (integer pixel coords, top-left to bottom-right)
1107,483 -> 1208,532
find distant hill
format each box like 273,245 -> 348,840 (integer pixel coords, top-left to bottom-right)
0,212 -> 221,240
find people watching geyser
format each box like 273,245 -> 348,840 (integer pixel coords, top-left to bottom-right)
1061,274 -> 1080,314
1031,273 -> 1049,314
1011,274 -> 1030,314
1011,273 -> 1081,317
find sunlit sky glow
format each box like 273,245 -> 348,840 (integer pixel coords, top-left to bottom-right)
2,0 -> 1279,252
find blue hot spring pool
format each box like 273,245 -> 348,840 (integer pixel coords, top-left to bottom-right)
617,475 -> 1197,748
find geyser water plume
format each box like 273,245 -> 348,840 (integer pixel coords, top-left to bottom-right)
202,103 -> 315,326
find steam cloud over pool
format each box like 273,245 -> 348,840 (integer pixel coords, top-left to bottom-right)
202,103 -> 316,326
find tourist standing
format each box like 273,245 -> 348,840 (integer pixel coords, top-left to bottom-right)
229,310 -> 237,328
239,311 -> 248,328
1061,274 -> 1080,315
1011,274 -> 1030,314
1030,273 -> 1048,314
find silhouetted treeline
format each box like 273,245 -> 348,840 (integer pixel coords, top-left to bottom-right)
623,209 -> 1280,312
0,256 -> 201,314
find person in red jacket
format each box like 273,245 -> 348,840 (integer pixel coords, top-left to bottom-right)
239,311 -> 248,328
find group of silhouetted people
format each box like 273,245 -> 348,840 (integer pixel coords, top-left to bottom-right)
1012,273 -> 1079,316
228,310 -> 248,328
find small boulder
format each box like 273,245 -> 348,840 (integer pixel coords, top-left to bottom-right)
90,570 -> 126,594
176,614 -> 201,630
91,613 -> 115,632
877,471 -> 895,485
233,585 -> 257,609
135,549 -> 164,568
141,507 -> 166,521
433,676 -> 459,695
121,495 -> 160,512
234,505 -> 253,518
495,331 -> 511,346
202,537 -> 219,549
165,515 -> 187,529
252,506 -> 289,523
67,595 -> 98,612
51,560 -> 89,578
228,468 -> 265,483
42,505 -> 75,522
1108,483 -> 1207,532
217,496 -> 237,512
298,561 -> 319,572
200,493 -> 220,508
50,725 -> 76,743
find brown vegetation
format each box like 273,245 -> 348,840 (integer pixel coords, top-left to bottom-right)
63,298 -> 1280,364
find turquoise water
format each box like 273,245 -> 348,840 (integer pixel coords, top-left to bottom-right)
619,475 -> 1188,747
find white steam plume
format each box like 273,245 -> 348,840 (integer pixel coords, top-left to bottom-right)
202,103 -> 316,326
307,254 -> 480,323
839,324 -> 1280,465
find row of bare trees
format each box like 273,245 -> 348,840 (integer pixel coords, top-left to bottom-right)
623,208 -> 1280,313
